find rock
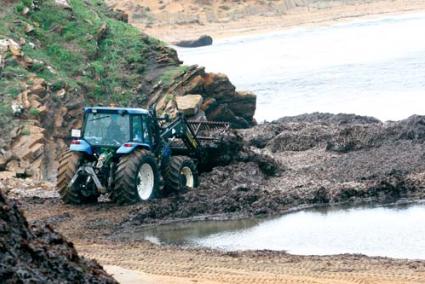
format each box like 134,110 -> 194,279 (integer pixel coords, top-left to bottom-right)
8,39 -> 22,57
227,91 -> 256,121
8,125 -> 46,179
54,107 -> 67,128
6,160 -> 19,172
176,94 -> 203,116
15,168 -> 27,179
96,23 -> 109,42
165,100 -> 177,117
46,65 -> 57,74
65,99 -> 82,110
0,157 -> 7,171
11,102 -> 24,116
29,77 -> 46,96
17,90 -> 31,109
201,97 -> 217,112
22,6 -> 30,15
111,9 -> 129,23
12,125 -> 45,161
203,73 -> 236,100
174,35 -> 213,48
155,94 -> 169,113
24,23 -> 34,34
22,56 -> 34,68
184,75 -> 204,94
207,104 -> 235,122
0,39 -> 9,54
54,0 -> 72,9
152,67 -> 256,128
56,89 -> 66,98
0,40 -> 8,67
35,105 -> 48,116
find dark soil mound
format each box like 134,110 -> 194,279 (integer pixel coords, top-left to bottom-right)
0,190 -> 117,283
125,113 -> 425,225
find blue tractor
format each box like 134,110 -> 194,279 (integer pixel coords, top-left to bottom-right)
56,106 -> 228,204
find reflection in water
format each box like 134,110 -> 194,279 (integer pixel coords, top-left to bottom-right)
141,203 -> 425,260
176,12 -> 425,122
142,219 -> 260,245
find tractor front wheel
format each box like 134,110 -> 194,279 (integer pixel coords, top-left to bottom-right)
114,150 -> 160,204
164,156 -> 199,193
57,151 -> 99,204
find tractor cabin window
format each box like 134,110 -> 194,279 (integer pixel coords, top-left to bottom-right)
83,113 -> 130,147
131,115 -> 151,144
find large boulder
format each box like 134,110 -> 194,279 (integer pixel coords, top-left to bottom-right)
227,91 -> 256,122
176,94 -> 203,116
203,73 -> 236,99
174,35 -> 213,48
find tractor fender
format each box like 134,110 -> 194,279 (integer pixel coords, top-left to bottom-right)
69,139 -> 93,155
116,143 -> 151,154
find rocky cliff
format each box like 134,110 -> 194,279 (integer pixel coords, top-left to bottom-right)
0,0 -> 256,180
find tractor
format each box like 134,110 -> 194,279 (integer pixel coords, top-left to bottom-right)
56,106 -> 228,204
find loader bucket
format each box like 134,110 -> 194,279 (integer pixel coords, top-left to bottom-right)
187,121 -> 230,142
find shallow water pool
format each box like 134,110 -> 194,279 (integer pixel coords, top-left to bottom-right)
142,202 -> 425,260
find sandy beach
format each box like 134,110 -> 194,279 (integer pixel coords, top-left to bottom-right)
108,0 -> 425,42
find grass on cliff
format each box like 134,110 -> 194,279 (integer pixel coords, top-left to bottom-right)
1,0 -> 167,105
0,0 -> 177,147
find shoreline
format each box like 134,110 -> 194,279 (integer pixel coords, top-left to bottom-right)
137,0 -> 425,42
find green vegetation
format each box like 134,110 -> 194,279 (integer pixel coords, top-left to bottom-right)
1,0 -> 172,105
0,0 -> 185,148
29,107 -> 40,117
160,65 -> 190,87
0,103 -> 13,129
21,128 -> 31,136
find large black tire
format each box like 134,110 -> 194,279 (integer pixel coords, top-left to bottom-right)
164,156 -> 199,193
57,151 -> 98,204
114,149 -> 160,205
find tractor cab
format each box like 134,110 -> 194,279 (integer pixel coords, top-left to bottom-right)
71,107 -> 153,154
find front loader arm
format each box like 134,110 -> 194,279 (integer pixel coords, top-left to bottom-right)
160,114 -> 201,152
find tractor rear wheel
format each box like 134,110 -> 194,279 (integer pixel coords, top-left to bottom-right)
57,151 -> 98,204
114,149 -> 160,204
164,156 -> 199,193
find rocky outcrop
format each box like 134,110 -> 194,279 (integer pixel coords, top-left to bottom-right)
150,66 -> 256,128
174,35 -> 213,48
0,190 -> 117,283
